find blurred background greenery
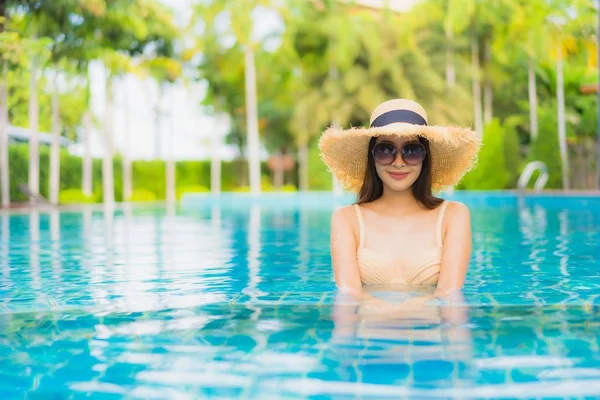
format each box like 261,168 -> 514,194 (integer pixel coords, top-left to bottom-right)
0,0 -> 598,205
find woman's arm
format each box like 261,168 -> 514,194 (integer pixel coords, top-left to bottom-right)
435,201 -> 472,296
330,206 -> 380,302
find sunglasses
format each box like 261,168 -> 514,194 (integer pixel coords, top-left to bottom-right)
372,141 -> 427,166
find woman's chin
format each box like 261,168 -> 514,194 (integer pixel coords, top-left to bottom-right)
382,179 -> 415,192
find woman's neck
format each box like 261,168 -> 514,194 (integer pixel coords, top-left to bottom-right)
376,187 -> 422,215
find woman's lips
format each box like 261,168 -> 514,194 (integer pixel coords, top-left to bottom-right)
387,171 -> 410,180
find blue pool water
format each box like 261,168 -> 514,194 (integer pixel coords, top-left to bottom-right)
0,192 -> 599,399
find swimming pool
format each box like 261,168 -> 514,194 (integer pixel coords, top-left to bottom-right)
0,192 -> 599,398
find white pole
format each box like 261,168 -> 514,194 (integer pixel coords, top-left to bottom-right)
556,45 -> 569,190
49,71 -> 60,205
528,56 -> 539,140
123,77 -> 132,201
211,116 -> 222,195
28,57 -> 40,204
166,84 -> 176,206
0,62 -> 9,207
103,74 -> 115,206
82,111 -> 93,196
245,46 -> 261,195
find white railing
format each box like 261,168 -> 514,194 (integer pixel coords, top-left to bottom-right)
517,161 -> 549,192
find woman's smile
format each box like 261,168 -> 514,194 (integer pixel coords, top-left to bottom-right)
387,171 -> 410,180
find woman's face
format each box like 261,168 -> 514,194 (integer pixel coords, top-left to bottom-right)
374,135 -> 423,192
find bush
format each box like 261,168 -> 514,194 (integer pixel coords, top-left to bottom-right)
503,120 -> 522,188
282,184 -> 297,192
459,118 -> 510,190
307,138 -> 332,190
527,103 -> 564,189
129,189 -> 157,202
59,189 -> 96,204
177,185 -> 209,199
0,144 -> 310,203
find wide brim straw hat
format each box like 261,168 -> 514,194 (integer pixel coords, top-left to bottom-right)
318,99 -> 482,192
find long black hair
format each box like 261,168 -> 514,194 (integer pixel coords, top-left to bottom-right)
356,136 -> 443,209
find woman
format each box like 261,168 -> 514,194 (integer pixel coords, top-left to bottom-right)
319,99 -> 481,308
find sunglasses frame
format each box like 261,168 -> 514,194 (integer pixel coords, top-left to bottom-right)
371,140 -> 427,166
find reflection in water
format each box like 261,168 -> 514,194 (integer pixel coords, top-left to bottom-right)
519,201 -> 547,288
557,210 -> 569,278
246,205 -> 263,321
298,206 -> 309,283
1,214 -> 8,278
29,211 -> 40,292
211,204 -> 221,231
3,299 -> 598,397
331,289 -> 473,387
50,209 -> 62,277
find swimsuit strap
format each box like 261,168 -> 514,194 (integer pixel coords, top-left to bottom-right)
436,201 -> 450,247
353,204 -> 365,248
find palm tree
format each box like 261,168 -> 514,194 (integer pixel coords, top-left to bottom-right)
195,0 -> 282,195
28,42 -> 41,204
83,0 -> 178,205
145,56 -> 183,204
501,0 -> 553,140
0,1 -> 11,207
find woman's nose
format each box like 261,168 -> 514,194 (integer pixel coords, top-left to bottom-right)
391,152 -> 405,167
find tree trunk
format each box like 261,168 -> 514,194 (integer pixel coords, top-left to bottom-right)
329,65 -> 344,196
166,155 -> 175,204
244,46 -> 261,195
166,84 -> 176,205
49,71 -> 60,205
28,56 -> 40,204
211,117 -> 222,195
528,56 -> 539,140
471,33 -> 483,136
82,111 -> 93,196
103,75 -> 115,206
0,62 -> 8,207
122,78 -> 132,201
556,47 -> 569,190
298,141 -> 308,191
154,83 -> 163,159
273,149 -> 284,191
483,40 -> 493,124
445,28 -> 456,89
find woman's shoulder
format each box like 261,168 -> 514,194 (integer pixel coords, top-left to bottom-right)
331,204 -> 358,222
440,200 -> 470,221
330,205 -> 361,244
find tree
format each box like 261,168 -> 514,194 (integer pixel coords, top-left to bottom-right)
194,0 -> 284,195
83,0 -> 179,205
144,56 -> 184,204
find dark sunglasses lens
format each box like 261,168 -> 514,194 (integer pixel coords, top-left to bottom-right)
402,143 -> 426,165
373,142 -> 396,165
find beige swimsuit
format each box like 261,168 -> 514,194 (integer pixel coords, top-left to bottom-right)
353,201 -> 449,285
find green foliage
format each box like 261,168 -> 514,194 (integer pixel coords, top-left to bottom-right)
307,137 -> 332,191
129,189 -> 157,202
58,189 -> 96,204
177,185 -> 209,199
528,103 -> 564,189
503,120 -> 522,188
3,0 -> 600,196
1,144 -> 310,203
282,184 -> 297,192
459,119 -> 511,190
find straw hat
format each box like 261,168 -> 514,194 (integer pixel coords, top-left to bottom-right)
318,99 -> 482,192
